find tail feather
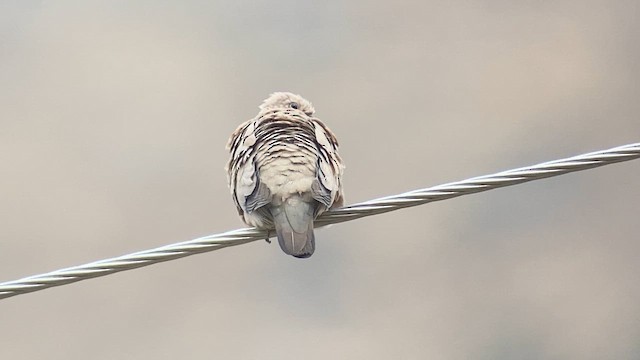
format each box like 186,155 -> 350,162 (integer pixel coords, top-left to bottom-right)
270,196 -> 316,258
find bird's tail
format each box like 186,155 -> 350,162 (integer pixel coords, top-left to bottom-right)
270,195 -> 316,259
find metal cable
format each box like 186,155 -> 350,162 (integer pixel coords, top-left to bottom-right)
1,142 -> 639,300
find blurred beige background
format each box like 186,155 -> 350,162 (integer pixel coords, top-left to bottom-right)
1,1 -> 639,359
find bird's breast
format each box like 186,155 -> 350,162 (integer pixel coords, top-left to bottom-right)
256,141 -> 317,197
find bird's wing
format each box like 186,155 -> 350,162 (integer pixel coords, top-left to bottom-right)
226,119 -> 271,215
311,119 -> 345,210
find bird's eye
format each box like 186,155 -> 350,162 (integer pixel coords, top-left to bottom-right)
289,102 -> 300,110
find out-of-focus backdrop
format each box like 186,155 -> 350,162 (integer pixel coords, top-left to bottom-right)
1,1 -> 639,359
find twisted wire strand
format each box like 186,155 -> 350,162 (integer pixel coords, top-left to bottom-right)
1,143 -> 639,300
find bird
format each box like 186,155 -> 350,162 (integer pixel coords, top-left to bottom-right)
225,92 -> 344,258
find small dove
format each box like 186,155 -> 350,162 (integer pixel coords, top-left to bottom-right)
226,92 -> 345,258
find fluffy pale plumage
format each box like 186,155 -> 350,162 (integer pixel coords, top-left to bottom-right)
225,92 -> 344,258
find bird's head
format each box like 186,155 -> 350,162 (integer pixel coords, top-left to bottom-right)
259,92 -> 315,116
